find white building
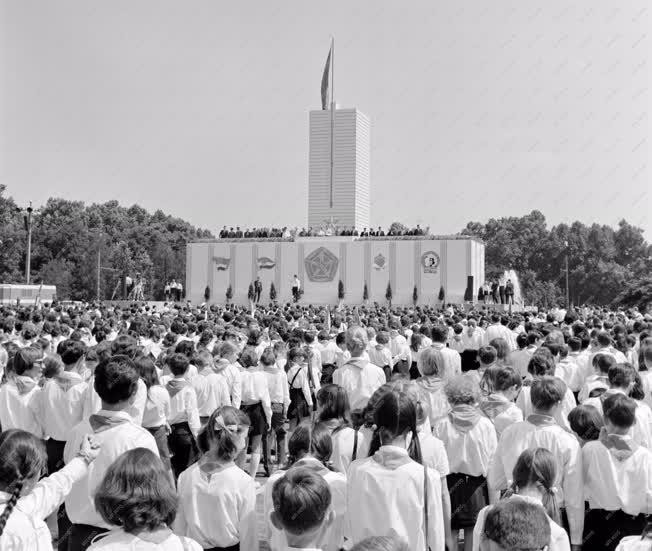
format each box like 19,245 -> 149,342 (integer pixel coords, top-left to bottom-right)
308,108 -> 370,231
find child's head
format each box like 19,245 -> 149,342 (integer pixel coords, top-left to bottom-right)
166,352 -> 190,377
481,499 -> 550,551
608,363 -> 635,391
259,347 -> 276,367
488,339 -> 509,362
134,356 -> 160,389
603,393 -> 637,433
94,355 -> 139,406
218,341 -> 238,362
593,353 -> 616,375
95,448 -> 176,534
192,349 -> 213,370
60,340 -> 87,368
12,347 -> 44,379
350,535 -> 410,551
445,374 -> 481,406
375,332 -> 389,346
480,365 -> 521,399
527,351 -> 555,378
287,422 -> 333,467
0,429 -> 47,533
510,447 -> 560,524
530,376 -> 565,414
419,348 -> 444,378
370,389 -> 421,463
478,346 -> 497,367
197,406 -> 250,460
43,355 -> 63,379
287,347 -> 306,367
345,326 -> 368,357
316,384 -> 351,426
568,404 -> 603,444
271,467 -> 332,545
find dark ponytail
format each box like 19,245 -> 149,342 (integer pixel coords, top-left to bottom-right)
0,430 -> 47,536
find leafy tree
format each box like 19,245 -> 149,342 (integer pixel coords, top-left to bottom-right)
613,275 -> 652,313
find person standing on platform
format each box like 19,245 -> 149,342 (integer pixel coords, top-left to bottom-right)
292,275 -> 301,303
254,277 -> 263,304
498,277 -> 506,305
505,279 -> 514,306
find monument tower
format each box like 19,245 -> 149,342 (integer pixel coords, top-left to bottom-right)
308,40 -> 370,231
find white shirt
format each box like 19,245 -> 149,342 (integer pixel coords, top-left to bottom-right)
583,438 -> 652,515
508,347 -> 535,379
286,364 -> 314,408
167,379 -> 201,436
329,425 -> 356,473
191,370 -> 231,417
264,458 -> 346,551
63,410 -> 159,528
484,324 -> 515,350
332,358 -> 386,411
472,494 -> 570,551
0,457 -> 88,551
264,366 -> 290,407
0,379 -> 42,437
416,377 -> 451,427
462,329 -> 484,351
367,345 -> 392,368
616,536 -> 652,551
141,385 -> 170,429
214,360 -> 242,409
487,418 -> 584,545
346,446 -> 445,551
87,530 -> 202,551
240,368 -> 272,425
417,422 -> 450,476
34,373 -> 87,441
433,415 -> 497,476
430,343 -> 461,377
174,463 -> 258,551
555,358 -> 579,390
318,341 -> 340,365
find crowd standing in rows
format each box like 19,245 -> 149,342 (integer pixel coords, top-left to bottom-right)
0,300 -> 651,551
217,225 -> 428,239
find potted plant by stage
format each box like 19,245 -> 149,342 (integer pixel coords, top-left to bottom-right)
270,282 -> 277,304
204,285 -> 211,303
225,284 -> 233,304
363,282 -> 369,304
338,279 -> 345,309
412,284 -> 418,306
438,285 -> 445,308
386,282 -> 393,308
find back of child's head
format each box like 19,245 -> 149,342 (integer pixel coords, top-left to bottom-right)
370,389 -> 421,463
527,351 -> 555,377
192,349 -> 213,370
43,355 -> 63,379
0,430 -> 47,536
260,347 -> 276,366
603,393 -> 637,430
593,352 -> 616,374
568,336 -> 581,352
419,347 -> 444,377
350,535 -> 410,551
60,340 -> 87,366
272,467 -> 331,536
608,363 -> 634,389
94,355 -> 139,404
217,340 -> 238,359
166,352 -> 190,377
516,333 -> 528,350
558,343 -> 569,359
12,347 -> 43,376
287,346 -> 306,366
478,345 -> 497,366
95,447 -> 176,534
346,326 -> 368,356
510,447 -> 560,524
174,339 -> 195,359
375,331 -> 389,346
568,404 -> 603,442
316,384 -> 351,426
530,376 -> 566,411
134,356 -> 160,389
493,366 -> 522,393
483,499 -> 550,551
111,334 -> 139,359
286,422 -> 333,468
445,374 -> 480,406
197,406 -> 250,459
488,339 -> 509,361
238,347 -> 259,368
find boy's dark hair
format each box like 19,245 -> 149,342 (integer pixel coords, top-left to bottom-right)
166,353 -> 190,376
260,347 -> 276,366
530,376 -> 566,411
94,355 -> 139,404
174,340 -> 195,358
516,333 -> 528,349
431,325 -> 448,343
60,340 -> 87,366
478,345 -> 497,366
608,363 -> 635,389
483,499 -> 550,550
594,353 -> 617,374
272,467 -> 331,535
568,337 -> 581,352
568,405 -> 603,442
603,393 -> 637,429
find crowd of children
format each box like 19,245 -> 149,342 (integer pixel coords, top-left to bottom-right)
0,301 -> 651,551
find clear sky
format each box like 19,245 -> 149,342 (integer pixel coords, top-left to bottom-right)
1,1 -> 650,237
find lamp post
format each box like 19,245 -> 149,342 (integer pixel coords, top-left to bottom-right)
17,202 -> 35,284
564,240 -> 570,309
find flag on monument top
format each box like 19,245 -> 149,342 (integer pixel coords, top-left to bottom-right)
321,41 -> 332,110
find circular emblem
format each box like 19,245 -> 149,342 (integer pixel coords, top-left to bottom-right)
421,251 -> 440,273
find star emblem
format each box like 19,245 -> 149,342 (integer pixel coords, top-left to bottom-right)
304,247 -> 339,282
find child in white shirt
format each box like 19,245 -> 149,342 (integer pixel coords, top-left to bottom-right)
270,467 -> 334,551
479,366 -> 523,438
174,406 -> 257,551
434,374 -> 497,551
0,347 -> 43,437
264,422 -> 346,551
368,332 -> 392,382
165,353 -> 201,479
262,346 -> 290,472
89,448 -> 201,551
582,393 -> 652,551
578,352 -> 614,403
316,383 -> 357,473
0,429 -> 99,551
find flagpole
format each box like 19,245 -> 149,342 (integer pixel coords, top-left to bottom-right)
329,37 -> 335,209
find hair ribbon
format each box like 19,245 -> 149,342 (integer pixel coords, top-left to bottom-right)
214,414 -> 239,433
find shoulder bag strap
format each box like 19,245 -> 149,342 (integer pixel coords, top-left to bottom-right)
289,367 -> 302,388
424,463 -> 430,551
352,428 -> 359,461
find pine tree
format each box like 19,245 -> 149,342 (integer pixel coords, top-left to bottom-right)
412,284 -> 418,305
270,282 -> 277,302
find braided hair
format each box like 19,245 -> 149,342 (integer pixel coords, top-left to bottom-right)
0,430 -> 47,536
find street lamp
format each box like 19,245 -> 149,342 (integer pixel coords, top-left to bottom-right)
16,202 -> 35,284
564,240 -> 570,309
